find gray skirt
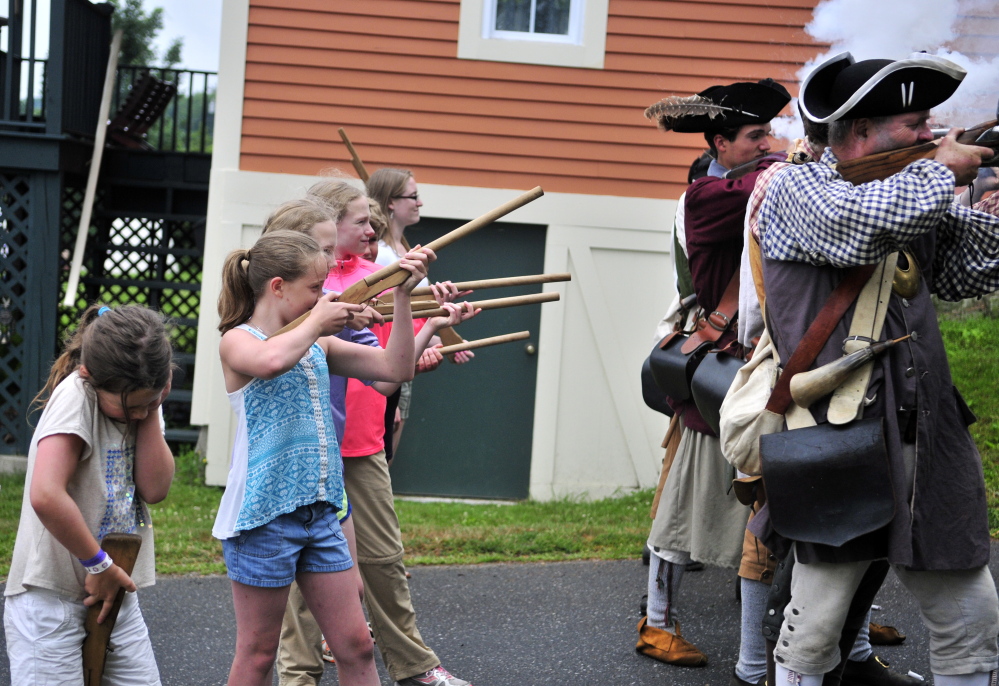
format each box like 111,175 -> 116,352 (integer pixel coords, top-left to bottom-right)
647,422 -> 749,569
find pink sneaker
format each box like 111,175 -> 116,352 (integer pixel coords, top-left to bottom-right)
396,665 -> 472,686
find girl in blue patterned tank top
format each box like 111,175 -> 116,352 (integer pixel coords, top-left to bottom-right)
214,229 -> 434,686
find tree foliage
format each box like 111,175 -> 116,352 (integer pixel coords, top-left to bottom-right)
108,0 -> 184,67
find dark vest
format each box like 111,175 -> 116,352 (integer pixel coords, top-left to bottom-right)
762,227 -> 989,571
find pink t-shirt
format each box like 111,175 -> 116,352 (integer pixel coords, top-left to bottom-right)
324,255 -> 422,457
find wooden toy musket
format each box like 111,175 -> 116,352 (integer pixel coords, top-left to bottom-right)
82,533 -> 142,686
338,128 -> 369,182
380,292 -> 560,322
437,331 -> 531,355
376,272 -> 572,305
272,186 -> 545,336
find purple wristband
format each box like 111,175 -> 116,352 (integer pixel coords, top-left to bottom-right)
78,549 -> 107,567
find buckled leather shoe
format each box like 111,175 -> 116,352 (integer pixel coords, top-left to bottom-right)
842,655 -> 920,686
635,616 -> 708,666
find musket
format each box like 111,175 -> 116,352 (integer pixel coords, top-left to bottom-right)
837,110 -> 999,185
272,186 -> 545,336
338,128 -> 369,182
82,533 -> 142,686
380,292 -> 560,323
377,272 -> 572,304
437,331 -> 531,355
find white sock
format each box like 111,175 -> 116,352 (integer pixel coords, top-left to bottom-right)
775,664 -> 823,686
646,554 -> 686,630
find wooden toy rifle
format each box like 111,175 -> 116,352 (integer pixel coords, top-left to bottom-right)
82,533 -> 142,686
272,186 -> 545,336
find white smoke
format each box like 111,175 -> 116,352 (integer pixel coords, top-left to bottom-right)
777,0 -> 998,141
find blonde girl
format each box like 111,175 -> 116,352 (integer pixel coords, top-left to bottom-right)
213,229 -> 437,686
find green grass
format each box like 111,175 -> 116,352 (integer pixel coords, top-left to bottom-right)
939,316 -> 999,534
1,313 -> 997,578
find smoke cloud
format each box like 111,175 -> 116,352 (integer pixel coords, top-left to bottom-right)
777,0 -> 998,141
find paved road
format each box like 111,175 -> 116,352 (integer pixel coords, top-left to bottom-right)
2,550 -> 996,685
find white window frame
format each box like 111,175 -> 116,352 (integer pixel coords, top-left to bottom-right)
457,0 -> 609,69
485,0 -> 584,45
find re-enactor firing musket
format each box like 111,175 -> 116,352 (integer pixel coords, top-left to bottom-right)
722,110 -> 999,185
836,113 -> 999,184
272,186 -> 546,336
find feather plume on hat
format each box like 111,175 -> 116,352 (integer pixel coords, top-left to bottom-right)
645,95 -> 759,132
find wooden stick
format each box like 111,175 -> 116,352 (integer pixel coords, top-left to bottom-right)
272,187 -> 545,336
63,30 -> 123,308
338,128 -> 369,182
381,291 -> 560,323
438,331 -> 530,355
378,272 -> 571,303
354,186 -> 545,294
82,533 -> 142,686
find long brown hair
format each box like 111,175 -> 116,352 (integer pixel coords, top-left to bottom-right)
365,167 -> 413,250
217,230 -> 322,333
33,304 -> 173,414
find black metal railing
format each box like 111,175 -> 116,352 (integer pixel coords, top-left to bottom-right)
113,66 -> 217,154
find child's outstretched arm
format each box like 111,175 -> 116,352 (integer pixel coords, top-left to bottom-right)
221,294 -> 364,386
30,434 -> 137,623
324,248 -> 432,382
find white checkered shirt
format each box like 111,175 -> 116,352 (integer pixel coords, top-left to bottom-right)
757,149 -> 999,301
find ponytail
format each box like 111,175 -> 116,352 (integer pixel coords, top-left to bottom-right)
217,230 -> 323,334
218,248 -> 256,333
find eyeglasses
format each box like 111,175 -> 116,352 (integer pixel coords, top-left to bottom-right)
392,193 -> 419,202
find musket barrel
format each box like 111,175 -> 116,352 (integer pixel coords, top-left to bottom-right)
437,331 -> 530,355
360,186 -> 544,288
382,291 -> 559,322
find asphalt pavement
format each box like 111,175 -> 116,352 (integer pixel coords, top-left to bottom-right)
2,549 -> 997,685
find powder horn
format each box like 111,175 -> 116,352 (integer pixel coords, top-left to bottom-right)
789,336 -> 909,409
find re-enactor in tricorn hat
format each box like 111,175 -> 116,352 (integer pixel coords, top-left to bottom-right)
637,79 -> 795,682
756,50 -> 999,686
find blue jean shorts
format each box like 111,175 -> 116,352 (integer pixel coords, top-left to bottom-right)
221,501 -> 354,588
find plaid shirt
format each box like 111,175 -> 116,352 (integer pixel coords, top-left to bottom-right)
757,148 -> 999,301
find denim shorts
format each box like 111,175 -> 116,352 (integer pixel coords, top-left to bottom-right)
221,501 -> 354,588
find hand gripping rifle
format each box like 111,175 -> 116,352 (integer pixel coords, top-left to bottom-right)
82,533 -> 142,686
272,186 -> 545,336
836,116 -> 999,184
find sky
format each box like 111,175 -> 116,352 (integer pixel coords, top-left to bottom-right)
152,0 -> 223,72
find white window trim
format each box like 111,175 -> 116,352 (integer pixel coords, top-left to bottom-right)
484,0 -> 584,45
458,0 -> 609,69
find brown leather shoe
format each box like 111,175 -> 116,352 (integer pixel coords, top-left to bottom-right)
635,616 -> 708,666
868,622 -> 906,646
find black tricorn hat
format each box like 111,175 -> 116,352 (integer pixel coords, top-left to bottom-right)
645,79 -> 791,133
800,52 -> 966,124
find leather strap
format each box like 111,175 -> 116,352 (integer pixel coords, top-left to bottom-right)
680,271 -> 741,354
827,254 -> 898,424
765,264 -> 877,415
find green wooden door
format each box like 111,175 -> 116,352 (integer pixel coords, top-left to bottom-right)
389,217 -> 547,499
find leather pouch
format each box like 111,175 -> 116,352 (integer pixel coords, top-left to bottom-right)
648,332 -> 711,402
759,417 -> 894,547
690,350 -> 745,435
641,356 -> 674,416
